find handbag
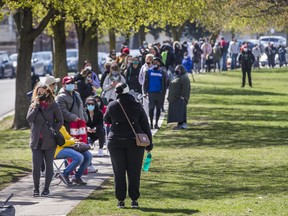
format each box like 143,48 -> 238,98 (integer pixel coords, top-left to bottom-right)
69,142 -> 91,153
117,100 -> 150,147
39,109 -> 65,146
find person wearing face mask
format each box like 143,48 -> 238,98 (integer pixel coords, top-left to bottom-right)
102,63 -> 126,104
44,76 -> 61,95
238,44 -> 255,87
82,60 -> 101,89
75,68 -> 94,104
26,83 -> 64,197
85,97 -> 106,156
120,54 -> 133,77
167,65 -> 191,130
125,56 -> 142,94
56,76 -> 88,131
144,57 -> 167,129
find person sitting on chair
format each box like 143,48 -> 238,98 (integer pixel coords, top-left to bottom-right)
54,126 -> 93,186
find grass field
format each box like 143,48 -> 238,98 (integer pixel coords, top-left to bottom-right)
1,68 -> 288,215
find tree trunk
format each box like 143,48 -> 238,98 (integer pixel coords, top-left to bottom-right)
109,28 -> 116,51
52,16 -> 67,83
209,29 -> 221,43
76,23 -> 99,73
171,26 -> 182,41
12,7 -> 54,129
138,25 -> 145,45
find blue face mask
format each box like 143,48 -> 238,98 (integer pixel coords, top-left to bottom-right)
65,83 -> 75,92
87,105 -> 95,111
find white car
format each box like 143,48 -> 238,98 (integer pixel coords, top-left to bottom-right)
259,36 -> 286,48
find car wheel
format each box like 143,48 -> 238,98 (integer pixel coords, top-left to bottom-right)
10,68 -> 16,78
0,68 -> 4,79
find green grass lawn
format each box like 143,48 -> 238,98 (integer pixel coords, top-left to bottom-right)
1,68 -> 288,215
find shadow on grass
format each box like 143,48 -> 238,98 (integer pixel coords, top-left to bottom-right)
193,86 -> 287,96
139,207 -> 200,215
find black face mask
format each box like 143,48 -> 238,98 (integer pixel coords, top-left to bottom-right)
38,94 -> 48,101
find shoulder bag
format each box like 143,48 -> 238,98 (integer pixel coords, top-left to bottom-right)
117,100 -> 150,147
39,109 -> 65,146
69,142 -> 91,153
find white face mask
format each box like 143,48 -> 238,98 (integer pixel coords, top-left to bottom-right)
85,66 -> 92,71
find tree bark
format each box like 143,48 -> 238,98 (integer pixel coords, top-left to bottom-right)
52,15 -> 68,83
12,7 -> 54,129
109,28 -> 116,51
171,25 -> 183,41
138,25 -> 146,45
75,23 -> 99,73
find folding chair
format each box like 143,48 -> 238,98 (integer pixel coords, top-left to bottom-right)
53,157 -> 69,186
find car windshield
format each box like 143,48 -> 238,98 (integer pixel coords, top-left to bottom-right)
39,53 -> 51,60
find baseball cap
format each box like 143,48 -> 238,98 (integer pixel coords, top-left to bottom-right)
44,76 -> 60,86
62,76 -> 74,84
122,48 -> 130,54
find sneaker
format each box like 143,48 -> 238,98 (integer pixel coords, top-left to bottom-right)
33,189 -> 40,197
154,124 -> 160,129
59,173 -> 72,186
41,189 -> 50,197
173,125 -> 183,130
181,123 -> 188,129
117,200 -> 125,208
98,148 -> 103,157
72,177 -> 87,185
131,200 -> 139,208
88,165 -> 98,173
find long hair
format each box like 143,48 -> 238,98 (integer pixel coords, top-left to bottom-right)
32,83 -> 55,104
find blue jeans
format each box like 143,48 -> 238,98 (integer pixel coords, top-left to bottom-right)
222,52 -> 227,71
231,53 -> 238,69
56,148 -> 92,179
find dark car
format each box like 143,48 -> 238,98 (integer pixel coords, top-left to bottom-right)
0,51 -> 15,78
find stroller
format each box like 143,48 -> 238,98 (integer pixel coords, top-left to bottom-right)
205,53 -> 214,72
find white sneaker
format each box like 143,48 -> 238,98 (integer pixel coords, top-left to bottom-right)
182,123 -> 188,129
41,171 -> 45,177
88,165 -> 98,173
98,149 -> 103,157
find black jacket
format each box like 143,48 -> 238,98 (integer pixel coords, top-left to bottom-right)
104,94 -> 153,150
86,108 -> 104,133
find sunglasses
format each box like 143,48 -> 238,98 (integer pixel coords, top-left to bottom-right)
146,62 -> 151,65
87,103 -> 95,105
51,83 -> 56,86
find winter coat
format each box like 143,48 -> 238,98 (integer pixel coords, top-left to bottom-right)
104,93 -> 153,150
182,56 -> 193,73
56,88 -> 87,123
125,65 -> 142,93
102,74 -> 126,102
26,102 -> 63,150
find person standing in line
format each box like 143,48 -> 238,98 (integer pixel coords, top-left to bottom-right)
104,83 -> 153,209
252,44 -> 262,69
228,38 -> 240,70
144,57 -> 167,129
82,60 -> 101,89
26,83 -> 64,197
238,44 -> 255,87
44,76 -> 61,95
167,65 -> 191,130
220,37 -> 229,71
125,56 -> 142,94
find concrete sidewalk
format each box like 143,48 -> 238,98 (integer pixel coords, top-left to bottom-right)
0,151 -> 113,216
0,104 -> 166,216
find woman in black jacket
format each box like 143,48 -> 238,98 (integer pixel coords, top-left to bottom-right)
104,83 -> 153,209
85,97 -> 106,156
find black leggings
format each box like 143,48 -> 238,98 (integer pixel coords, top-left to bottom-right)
31,140 -> 56,190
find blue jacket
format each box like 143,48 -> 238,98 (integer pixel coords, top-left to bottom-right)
182,56 -> 193,73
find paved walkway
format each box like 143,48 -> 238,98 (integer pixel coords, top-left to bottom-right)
0,105 -> 166,216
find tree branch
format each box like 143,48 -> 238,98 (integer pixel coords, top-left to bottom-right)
31,8 -> 56,39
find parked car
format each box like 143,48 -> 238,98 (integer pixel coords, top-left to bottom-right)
66,49 -> 78,72
259,36 -> 287,48
35,51 -> 53,75
237,39 -> 258,50
0,51 -> 15,78
10,53 -> 46,76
